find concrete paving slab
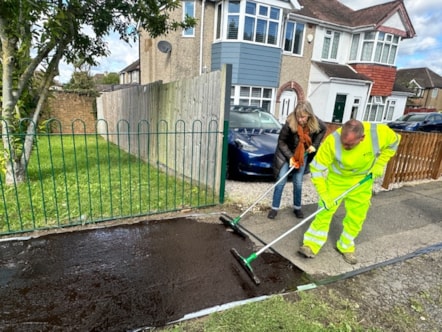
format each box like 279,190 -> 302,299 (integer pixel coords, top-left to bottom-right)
239,181 -> 442,282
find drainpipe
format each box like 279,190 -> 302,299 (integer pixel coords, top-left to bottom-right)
199,0 -> 206,75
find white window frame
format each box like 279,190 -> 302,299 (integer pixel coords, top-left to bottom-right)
363,96 -> 386,122
350,97 -> 361,119
321,29 -> 340,61
230,85 -> 274,112
409,80 -> 424,98
215,2 -> 223,40
224,0 -> 282,47
183,0 -> 195,37
355,31 -> 400,65
384,99 -> 396,121
283,20 -> 305,55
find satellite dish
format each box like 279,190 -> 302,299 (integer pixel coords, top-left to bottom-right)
157,40 -> 172,54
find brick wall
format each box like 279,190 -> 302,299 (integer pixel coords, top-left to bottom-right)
351,64 -> 397,96
47,91 -> 96,133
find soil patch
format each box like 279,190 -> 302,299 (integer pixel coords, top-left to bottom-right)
0,217 -> 304,331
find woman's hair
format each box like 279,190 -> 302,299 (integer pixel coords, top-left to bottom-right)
287,100 -> 321,133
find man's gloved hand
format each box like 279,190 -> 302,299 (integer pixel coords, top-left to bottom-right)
320,193 -> 337,210
307,145 -> 316,154
371,164 -> 384,179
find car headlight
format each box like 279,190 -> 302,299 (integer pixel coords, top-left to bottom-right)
235,138 -> 258,152
405,123 -> 418,130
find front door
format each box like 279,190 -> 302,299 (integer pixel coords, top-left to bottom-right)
332,94 -> 347,123
279,90 -> 297,124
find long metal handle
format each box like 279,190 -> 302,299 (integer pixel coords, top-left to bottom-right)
238,165 -> 296,218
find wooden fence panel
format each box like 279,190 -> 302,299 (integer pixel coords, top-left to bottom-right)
324,123 -> 442,189
96,68 -> 228,194
383,132 -> 442,188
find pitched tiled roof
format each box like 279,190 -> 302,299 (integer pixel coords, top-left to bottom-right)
296,0 -> 415,38
297,0 -> 354,26
396,68 -> 442,89
312,61 -> 372,81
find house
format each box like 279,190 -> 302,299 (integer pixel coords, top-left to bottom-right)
119,59 -> 140,84
138,0 -> 416,124
395,67 -> 442,113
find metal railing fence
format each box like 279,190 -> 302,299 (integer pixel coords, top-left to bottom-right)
0,118 -> 221,236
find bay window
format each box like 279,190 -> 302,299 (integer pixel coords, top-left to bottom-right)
224,0 -> 281,46
353,31 -> 400,65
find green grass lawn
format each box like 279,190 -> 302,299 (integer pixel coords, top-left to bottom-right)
1,134 -> 216,234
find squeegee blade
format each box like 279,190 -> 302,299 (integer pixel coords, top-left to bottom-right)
219,216 -> 247,239
230,248 -> 261,285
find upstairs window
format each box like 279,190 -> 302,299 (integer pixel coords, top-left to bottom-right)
321,29 -> 340,60
284,21 -> 305,55
243,2 -> 280,45
355,31 -> 400,65
349,34 -> 360,61
215,2 -> 222,39
225,0 -> 281,46
183,1 -> 195,37
227,0 -> 240,39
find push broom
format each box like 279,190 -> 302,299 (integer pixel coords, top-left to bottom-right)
231,173 -> 373,285
219,164 -> 297,238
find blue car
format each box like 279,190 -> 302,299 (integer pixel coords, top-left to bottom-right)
387,112 -> 442,131
418,115 -> 442,133
227,108 -> 281,179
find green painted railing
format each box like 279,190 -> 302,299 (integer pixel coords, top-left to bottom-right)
0,118 -> 222,236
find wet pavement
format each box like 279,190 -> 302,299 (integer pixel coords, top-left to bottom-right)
0,217 -> 303,331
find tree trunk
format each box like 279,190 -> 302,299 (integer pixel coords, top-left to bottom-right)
5,159 -> 26,185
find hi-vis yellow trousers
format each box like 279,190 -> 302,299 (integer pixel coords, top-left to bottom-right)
303,177 -> 373,254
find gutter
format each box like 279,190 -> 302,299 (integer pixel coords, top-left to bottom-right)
288,13 -> 375,34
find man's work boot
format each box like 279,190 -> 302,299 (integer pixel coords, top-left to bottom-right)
341,251 -> 358,265
298,245 -> 315,258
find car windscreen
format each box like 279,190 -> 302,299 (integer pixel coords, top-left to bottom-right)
229,111 -> 281,130
401,114 -> 428,122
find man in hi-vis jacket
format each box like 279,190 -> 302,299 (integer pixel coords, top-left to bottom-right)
298,119 -> 401,264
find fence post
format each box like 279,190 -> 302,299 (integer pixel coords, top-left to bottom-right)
219,64 -> 232,204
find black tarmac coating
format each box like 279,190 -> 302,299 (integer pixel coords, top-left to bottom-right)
0,217 -> 304,331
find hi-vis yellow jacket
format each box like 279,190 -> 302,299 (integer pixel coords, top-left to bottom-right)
310,122 -> 401,189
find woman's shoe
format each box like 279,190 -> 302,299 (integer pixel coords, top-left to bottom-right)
267,209 -> 278,219
293,208 -> 304,218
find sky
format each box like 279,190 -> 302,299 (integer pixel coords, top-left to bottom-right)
56,0 -> 442,83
